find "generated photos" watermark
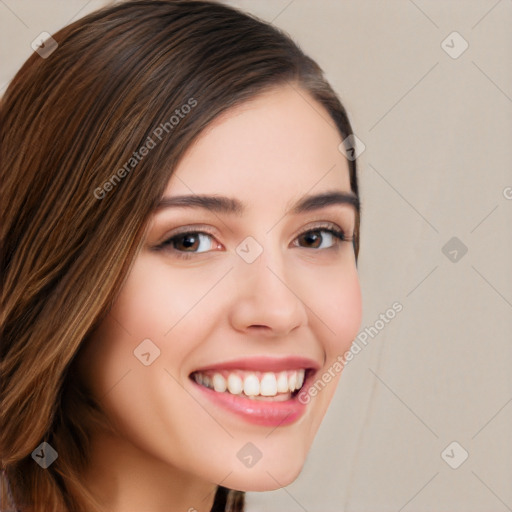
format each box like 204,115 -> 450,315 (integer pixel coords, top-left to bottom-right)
298,301 -> 403,404
94,97 -> 197,200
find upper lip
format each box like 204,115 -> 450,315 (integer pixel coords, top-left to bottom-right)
191,356 -> 321,374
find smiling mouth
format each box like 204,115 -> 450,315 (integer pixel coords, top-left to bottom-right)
190,368 -> 310,402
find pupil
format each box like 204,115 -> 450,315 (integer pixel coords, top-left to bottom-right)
304,231 -> 320,248
180,234 -> 198,250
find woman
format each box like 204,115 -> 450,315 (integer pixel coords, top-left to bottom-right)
0,1 -> 362,510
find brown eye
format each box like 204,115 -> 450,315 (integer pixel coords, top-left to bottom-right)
295,228 -> 346,249
161,232 -> 216,253
173,233 -> 200,251
297,230 -> 323,248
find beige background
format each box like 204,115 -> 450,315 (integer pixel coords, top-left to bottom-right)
1,1 -> 511,510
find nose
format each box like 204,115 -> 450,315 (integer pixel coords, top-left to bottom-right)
228,249 -> 308,337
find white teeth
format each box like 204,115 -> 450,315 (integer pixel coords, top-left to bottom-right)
212,373 -> 227,392
276,371 -> 289,393
294,369 -> 306,390
288,372 -> 297,392
243,374 -> 260,396
227,374 -> 243,395
296,369 -> 305,389
260,373 -> 278,396
195,369 -> 307,398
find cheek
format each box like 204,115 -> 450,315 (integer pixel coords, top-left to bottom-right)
110,259 -> 182,339
333,270 -> 362,346
292,262 -> 361,431
114,256 -> 229,340
77,259 -> 193,399
306,263 -> 362,356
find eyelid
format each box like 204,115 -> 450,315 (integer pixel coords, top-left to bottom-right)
292,220 -> 353,240
156,224 -> 220,245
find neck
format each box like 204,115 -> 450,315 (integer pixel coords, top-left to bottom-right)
82,429 -> 216,512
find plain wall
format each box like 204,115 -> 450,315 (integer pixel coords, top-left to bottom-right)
1,1 -> 511,510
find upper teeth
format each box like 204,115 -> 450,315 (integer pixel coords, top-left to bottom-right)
194,369 -> 306,397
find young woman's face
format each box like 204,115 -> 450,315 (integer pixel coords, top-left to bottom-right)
80,85 -> 362,493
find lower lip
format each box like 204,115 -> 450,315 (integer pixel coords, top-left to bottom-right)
192,380 -> 308,427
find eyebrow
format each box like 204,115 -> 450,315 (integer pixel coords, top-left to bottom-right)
155,190 -> 360,215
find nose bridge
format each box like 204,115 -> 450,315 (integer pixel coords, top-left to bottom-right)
229,237 -> 308,335
238,234 -> 289,293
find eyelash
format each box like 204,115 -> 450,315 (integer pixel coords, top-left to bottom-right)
155,223 -> 354,260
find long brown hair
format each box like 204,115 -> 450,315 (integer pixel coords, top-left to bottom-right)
0,1 -> 360,510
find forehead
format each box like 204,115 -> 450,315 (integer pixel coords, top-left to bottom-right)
165,85 -> 351,206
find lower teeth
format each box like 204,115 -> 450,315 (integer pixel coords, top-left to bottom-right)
244,392 -> 292,402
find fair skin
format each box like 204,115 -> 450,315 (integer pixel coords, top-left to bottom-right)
78,84 -> 362,512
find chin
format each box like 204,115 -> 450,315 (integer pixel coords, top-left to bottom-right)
227,462 -> 305,492
218,438 -> 309,492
